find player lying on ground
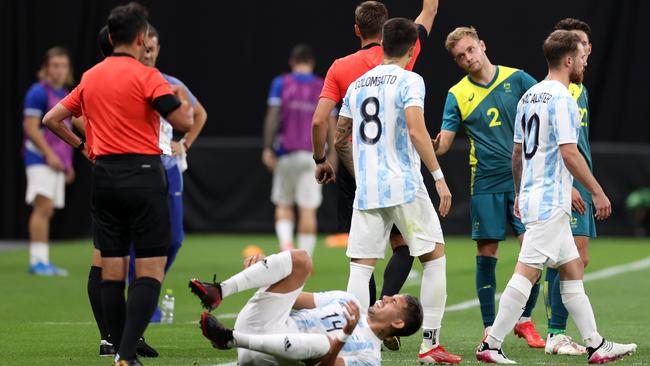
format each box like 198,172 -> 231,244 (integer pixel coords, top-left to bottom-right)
475,30 -> 636,364
189,249 -> 423,366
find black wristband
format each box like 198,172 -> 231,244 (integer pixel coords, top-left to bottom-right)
76,139 -> 86,151
313,155 -> 327,164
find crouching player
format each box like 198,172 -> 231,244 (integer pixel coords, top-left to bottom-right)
189,249 -> 423,365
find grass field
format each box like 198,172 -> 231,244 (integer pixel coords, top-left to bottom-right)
0,235 -> 648,365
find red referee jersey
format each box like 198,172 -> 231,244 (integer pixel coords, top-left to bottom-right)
61,54 -> 174,157
320,24 -> 427,103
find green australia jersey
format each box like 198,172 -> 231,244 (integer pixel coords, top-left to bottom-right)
441,65 -> 537,195
569,83 -> 593,203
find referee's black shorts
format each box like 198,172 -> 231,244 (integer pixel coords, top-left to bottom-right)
336,159 -> 401,239
92,154 -> 171,258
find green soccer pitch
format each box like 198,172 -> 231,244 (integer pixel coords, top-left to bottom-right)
1,235 -> 648,365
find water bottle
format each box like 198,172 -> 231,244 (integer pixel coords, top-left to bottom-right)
161,289 -> 175,324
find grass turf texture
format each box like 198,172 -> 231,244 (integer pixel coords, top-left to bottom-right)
0,235 -> 648,365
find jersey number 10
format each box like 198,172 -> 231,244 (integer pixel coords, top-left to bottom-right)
360,97 -> 382,145
521,113 -> 540,160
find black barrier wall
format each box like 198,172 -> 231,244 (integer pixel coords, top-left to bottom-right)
1,0 -> 649,238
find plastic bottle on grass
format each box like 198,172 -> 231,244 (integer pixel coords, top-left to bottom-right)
161,289 -> 175,324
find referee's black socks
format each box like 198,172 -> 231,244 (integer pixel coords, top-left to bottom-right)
118,277 -> 161,360
101,280 -> 126,348
88,266 -> 110,341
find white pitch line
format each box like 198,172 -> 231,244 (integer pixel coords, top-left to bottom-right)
37,256 -> 650,327
447,256 -> 650,312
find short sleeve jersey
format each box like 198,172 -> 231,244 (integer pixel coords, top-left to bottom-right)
320,25 -> 427,104
291,291 -> 381,366
514,80 -> 582,224
441,66 -> 537,195
340,65 -> 426,210
60,54 -> 175,157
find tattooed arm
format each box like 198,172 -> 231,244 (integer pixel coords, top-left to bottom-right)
334,115 -> 354,177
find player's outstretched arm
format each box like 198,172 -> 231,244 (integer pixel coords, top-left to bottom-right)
414,0 -> 438,34
334,116 -> 354,177
405,106 -> 452,216
560,143 -> 611,220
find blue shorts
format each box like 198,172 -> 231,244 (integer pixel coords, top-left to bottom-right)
570,201 -> 597,238
471,192 -> 525,241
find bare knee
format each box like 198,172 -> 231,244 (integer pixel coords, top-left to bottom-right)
574,236 -> 590,268
291,249 -> 313,277
276,206 -> 294,222
297,207 -> 317,234
135,256 -> 167,282
33,196 -> 55,219
477,240 -> 499,257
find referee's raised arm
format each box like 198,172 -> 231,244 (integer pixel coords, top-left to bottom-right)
43,3 -> 193,365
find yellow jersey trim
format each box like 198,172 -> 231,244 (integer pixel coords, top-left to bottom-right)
449,66 -> 520,121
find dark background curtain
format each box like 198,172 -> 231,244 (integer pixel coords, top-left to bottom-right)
1,0 -> 648,239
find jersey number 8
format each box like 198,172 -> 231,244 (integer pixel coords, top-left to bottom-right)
360,97 -> 382,145
521,113 -> 540,160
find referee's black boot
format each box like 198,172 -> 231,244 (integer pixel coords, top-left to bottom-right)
99,339 -> 116,357
136,337 -> 158,358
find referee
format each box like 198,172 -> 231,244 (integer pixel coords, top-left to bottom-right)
43,3 -> 193,366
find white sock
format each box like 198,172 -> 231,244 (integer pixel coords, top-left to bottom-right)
560,280 -> 603,348
518,316 -> 532,324
275,219 -> 294,251
29,242 -> 49,265
487,273 -> 532,349
220,251 -> 293,298
346,262 -> 375,311
421,256 -> 447,348
297,233 -> 316,257
233,331 -> 330,360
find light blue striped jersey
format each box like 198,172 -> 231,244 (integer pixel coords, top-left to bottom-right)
339,64 -> 426,210
291,291 -> 381,366
514,80 -> 581,224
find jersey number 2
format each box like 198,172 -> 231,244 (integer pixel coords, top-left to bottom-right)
487,108 -> 502,127
521,113 -> 540,160
360,97 -> 382,145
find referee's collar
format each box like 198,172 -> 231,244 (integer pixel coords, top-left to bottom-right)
361,42 -> 381,50
112,52 -> 136,59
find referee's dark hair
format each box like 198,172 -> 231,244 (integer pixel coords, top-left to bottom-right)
289,44 -> 315,65
107,2 -> 150,47
382,18 -> 418,59
554,18 -> 592,40
355,1 -> 388,39
97,26 -> 113,57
